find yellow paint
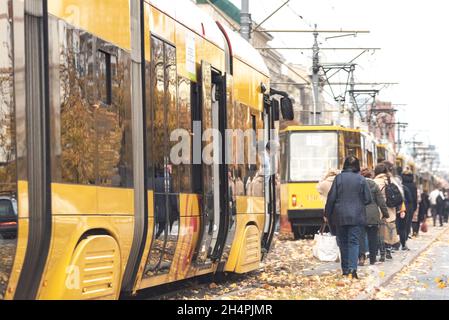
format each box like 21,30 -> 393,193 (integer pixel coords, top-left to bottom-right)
38,215 -> 134,300
233,59 -> 267,112
149,4 -> 175,44
284,183 -> 324,210
234,225 -> 261,273
282,125 -> 361,134
179,193 -> 201,217
225,213 -> 264,273
235,196 -> 265,214
4,218 -> 29,300
51,183 -> 133,216
97,186 -> 134,215
48,0 -> 131,50
47,235 -> 122,300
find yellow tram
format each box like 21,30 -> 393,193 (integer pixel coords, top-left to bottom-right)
279,125 -> 371,239
0,0 -> 293,299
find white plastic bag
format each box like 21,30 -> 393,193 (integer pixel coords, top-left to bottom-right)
312,232 -> 340,262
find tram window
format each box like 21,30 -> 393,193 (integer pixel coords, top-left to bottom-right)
54,21 -> 133,187
178,77 -> 192,193
165,44 -> 180,193
289,132 -> 338,182
58,25 -> 97,185
97,47 -> 133,188
97,50 -> 113,106
191,81 -> 202,193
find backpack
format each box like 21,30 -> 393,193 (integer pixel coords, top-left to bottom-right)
384,177 -> 403,208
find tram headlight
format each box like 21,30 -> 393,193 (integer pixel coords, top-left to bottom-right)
292,194 -> 297,207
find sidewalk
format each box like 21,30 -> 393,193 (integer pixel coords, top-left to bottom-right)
356,223 -> 449,299
299,223 -> 449,299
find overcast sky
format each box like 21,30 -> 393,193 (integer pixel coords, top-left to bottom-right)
230,0 -> 449,170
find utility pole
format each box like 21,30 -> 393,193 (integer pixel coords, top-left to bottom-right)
312,24 -> 320,125
396,121 -> 408,152
349,65 -> 356,128
240,0 -> 251,41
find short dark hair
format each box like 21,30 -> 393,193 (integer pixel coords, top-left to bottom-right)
360,167 -> 373,178
374,162 -> 389,176
382,160 -> 397,175
343,156 -> 360,173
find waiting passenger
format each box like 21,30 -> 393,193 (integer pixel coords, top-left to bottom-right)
317,168 -> 340,202
324,156 -> 372,279
359,168 -> 389,265
373,163 -> 404,260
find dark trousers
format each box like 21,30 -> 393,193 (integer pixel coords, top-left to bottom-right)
405,210 -> 413,239
336,225 -> 361,273
412,221 -> 420,235
359,226 -> 367,257
431,205 -> 443,226
396,215 -> 407,247
378,222 -> 386,256
366,225 -> 379,263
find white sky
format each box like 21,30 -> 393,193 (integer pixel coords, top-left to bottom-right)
230,0 -> 449,170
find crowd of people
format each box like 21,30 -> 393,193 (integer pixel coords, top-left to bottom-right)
318,156 -> 449,279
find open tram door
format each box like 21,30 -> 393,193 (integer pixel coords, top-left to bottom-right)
193,61 -> 233,267
261,90 -> 294,256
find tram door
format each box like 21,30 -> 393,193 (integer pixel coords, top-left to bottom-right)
194,61 -> 230,265
0,0 -> 19,299
145,36 -> 180,277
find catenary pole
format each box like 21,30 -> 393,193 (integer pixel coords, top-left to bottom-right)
240,0 -> 251,41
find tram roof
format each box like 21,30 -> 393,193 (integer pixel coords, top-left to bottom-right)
281,125 -> 362,133
150,0 -> 269,77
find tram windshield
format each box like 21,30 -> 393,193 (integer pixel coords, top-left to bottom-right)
289,131 -> 338,182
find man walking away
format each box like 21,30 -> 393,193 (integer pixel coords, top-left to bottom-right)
325,156 -> 372,279
430,186 -> 443,227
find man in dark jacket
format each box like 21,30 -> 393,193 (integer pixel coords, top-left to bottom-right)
325,156 -> 372,279
401,171 -> 418,239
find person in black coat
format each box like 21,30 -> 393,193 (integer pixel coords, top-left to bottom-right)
414,191 -> 430,236
397,185 -> 413,250
401,171 -> 418,239
325,156 -> 372,279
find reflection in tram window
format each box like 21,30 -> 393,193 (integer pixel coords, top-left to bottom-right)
0,0 -> 18,300
146,36 -> 166,277
96,42 -> 133,188
177,77 -> 192,193
145,38 -> 180,277
54,21 -> 133,187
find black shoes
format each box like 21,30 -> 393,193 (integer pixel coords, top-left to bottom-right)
348,269 -> 359,279
401,245 -> 410,251
379,254 -> 386,262
386,250 -> 393,260
358,254 -> 366,266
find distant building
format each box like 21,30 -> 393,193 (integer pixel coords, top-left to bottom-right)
369,100 -> 396,147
